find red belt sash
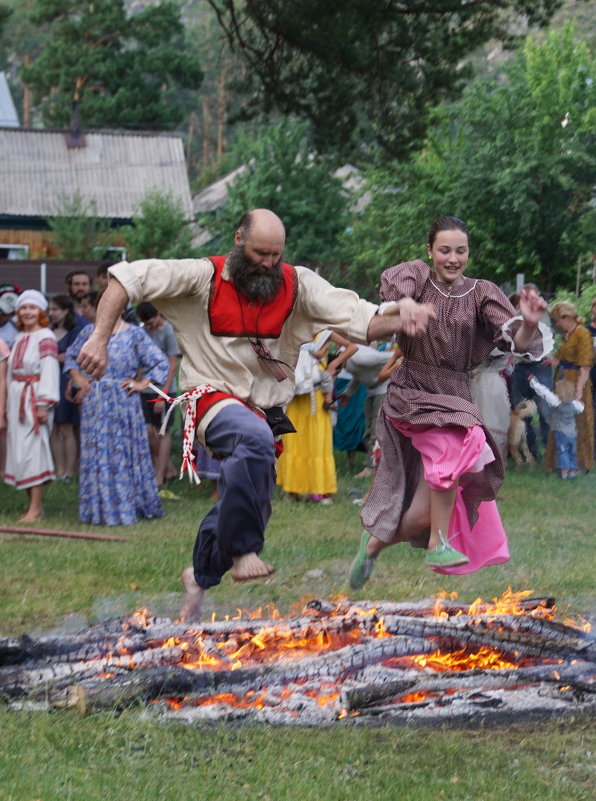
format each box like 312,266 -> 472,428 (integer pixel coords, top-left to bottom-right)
13,374 -> 42,434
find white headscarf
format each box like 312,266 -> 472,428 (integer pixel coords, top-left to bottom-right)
15,289 -> 48,312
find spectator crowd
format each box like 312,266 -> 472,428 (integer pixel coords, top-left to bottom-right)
0,270 -> 594,528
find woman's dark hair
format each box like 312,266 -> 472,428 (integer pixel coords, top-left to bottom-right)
81,291 -> 99,308
427,216 -> 469,248
49,294 -> 77,331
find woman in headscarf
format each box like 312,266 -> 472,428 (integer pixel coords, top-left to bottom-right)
4,290 -> 59,521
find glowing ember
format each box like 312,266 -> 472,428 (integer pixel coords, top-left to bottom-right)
396,690 -> 445,704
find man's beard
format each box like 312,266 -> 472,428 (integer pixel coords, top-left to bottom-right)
227,247 -> 283,303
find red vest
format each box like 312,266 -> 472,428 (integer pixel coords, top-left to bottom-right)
208,256 -> 298,338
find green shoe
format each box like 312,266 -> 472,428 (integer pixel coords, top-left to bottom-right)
425,531 -> 469,568
349,531 -> 376,589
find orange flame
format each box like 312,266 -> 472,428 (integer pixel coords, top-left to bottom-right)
431,586 -> 556,620
412,646 -> 519,672
563,616 -> 591,633
432,590 -> 458,618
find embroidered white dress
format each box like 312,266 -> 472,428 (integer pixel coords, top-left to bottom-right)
4,329 -> 59,489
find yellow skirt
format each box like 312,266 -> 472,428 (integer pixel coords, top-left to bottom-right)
276,390 -> 337,495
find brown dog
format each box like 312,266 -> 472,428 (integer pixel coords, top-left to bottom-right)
508,399 -> 537,468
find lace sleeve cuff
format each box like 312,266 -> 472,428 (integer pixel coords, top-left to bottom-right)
500,315 -> 553,361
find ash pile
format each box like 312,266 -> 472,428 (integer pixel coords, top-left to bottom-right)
0,591 -> 594,727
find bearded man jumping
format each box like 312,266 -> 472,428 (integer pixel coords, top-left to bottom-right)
77,209 -> 433,620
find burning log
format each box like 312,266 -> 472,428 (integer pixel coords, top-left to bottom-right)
1,592 -> 593,727
0,645 -> 184,699
333,595 -> 556,619
342,662 -> 596,713
38,636 -> 437,711
379,614 -> 594,662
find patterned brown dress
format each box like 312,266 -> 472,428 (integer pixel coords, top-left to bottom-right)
362,260 -> 547,551
544,324 -> 594,472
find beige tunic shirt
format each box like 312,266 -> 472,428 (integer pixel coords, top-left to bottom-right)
109,258 -> 378,440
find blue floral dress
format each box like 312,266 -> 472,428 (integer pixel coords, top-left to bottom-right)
65,324 -> 168,525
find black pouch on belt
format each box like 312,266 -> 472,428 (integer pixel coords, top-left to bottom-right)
263,406 -> 297,436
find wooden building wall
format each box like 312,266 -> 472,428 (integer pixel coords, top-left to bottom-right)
0,228 -> 58,259
0,259 -> 102,296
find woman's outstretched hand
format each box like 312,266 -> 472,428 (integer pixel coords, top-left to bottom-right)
519,287 -> 547,327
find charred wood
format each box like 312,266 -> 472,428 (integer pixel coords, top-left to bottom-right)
342,662 -> 595,712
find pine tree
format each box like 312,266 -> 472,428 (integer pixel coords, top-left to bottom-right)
21,0 -> 203,129
206,0 -> 564,158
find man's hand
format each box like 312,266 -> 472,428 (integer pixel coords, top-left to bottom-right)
367,298 -> 435,342
395,298 -> 436,337
76,277 -> 129,378
77,333 -> 109,379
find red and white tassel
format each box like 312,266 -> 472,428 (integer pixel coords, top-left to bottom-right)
147,382 -> 217,485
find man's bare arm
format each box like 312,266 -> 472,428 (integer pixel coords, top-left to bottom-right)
77,279 -> 129,378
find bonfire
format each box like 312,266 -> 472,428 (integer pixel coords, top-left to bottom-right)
1,589 -> 593,726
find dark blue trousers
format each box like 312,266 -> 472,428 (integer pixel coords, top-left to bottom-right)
192,404 -> 276,589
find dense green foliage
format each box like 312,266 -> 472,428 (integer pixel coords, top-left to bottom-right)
345,24 -> 595,293
120,189 -> 199,261
48,190 -> 111,259
552,282 -> 596,318
201,119 -> 349,265
0,3 -> 10,35
206,0 -> 564,159
1,2 -> 594,296
20,0 -> 203,129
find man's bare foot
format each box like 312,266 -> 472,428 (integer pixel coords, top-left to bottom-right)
230,553 -> 275,582
18,510 -> 43,523
179,566 -> 204,622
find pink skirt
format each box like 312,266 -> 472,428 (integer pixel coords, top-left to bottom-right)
390,421 -> 510,575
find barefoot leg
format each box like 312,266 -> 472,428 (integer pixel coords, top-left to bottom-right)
230,553 -> 275,581
179,566 -> 205,622
19,486 -> 44,523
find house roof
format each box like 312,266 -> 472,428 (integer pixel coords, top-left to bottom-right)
0,127 -> 193,220
192,164 -> 247,215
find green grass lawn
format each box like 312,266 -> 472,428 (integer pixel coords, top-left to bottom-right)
0,457 -> 594,800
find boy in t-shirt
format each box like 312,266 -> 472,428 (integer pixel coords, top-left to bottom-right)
137,301 -> 181,485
